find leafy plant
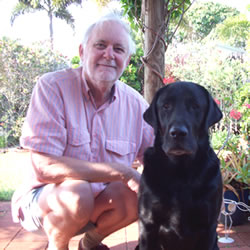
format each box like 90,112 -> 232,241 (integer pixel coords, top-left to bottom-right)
165,42 -> 249,132
182,1 -> 239,41
120,46 -> 144,93
219,135 -> 249,197
0,37 -> 69,146
214,14 -> 250,49
71,55 -> 80,68
211,130 -> 238,151
0,136 -> 7,149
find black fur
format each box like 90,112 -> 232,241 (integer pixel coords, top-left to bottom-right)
136,82 -> 223,250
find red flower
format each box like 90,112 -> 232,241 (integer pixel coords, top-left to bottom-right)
244,103 -> 250,109
214,98 -> 220,105
163,77 -> 175,85
229,109 -> 242,120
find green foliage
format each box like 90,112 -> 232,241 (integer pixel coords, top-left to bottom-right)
121,0 -> 192,41
51,0 -> 82,8
219,135 -> 249,190
120,47 -> 144,93
181,1 -> 239,41
211,130 -> 238,151
166,42 -> 248,111
0,37 -> 69,147
165,43 -> 249,132
0,136 -> 8,149
120,0 -> 142,31
215,14 -> 250,48
71,55 -> 80,68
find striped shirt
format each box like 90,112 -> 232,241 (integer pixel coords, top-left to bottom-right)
12,66 -> 154,221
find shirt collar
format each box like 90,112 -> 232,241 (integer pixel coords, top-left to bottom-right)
81,69 -> 117,104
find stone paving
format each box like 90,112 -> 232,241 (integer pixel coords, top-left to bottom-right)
1,201 -> 249,250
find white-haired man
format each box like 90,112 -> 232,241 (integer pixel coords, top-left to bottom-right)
12,14 -> 154,250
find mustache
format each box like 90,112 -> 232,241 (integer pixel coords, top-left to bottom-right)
98,61 -> 116,67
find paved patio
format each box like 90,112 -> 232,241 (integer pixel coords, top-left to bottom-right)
0,201 -> 249,250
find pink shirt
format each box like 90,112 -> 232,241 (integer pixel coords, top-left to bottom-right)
12,67 -> 154,221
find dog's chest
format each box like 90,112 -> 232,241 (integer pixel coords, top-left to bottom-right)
140,170 -> 210,235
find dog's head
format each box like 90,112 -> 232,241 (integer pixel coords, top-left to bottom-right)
143,81 -> 222,158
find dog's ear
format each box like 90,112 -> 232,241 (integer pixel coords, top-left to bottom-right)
205,90 -> 223,129
143,90 -> 160,133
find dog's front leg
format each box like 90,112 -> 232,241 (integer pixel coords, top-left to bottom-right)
137,221 -> 161,250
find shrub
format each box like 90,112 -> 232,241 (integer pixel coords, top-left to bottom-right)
120,46 -> 144,93
165,42 -> 249,133
0,37 -> 69,147
214,14 -> 250,49
71,55 -> 80,68
180,1 -> 239,41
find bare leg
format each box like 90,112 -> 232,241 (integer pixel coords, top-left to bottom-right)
38,180 -> 138,249
90,181 -> 138,237
38,180 -> 94,250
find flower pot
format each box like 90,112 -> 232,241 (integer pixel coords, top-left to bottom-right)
220,189 -> 249,226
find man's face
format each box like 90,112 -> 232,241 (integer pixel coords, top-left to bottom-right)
80,21 -> 131,87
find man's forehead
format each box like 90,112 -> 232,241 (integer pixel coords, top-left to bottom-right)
89,21 -> 129,46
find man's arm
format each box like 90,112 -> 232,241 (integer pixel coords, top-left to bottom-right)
31,151 -> 141,192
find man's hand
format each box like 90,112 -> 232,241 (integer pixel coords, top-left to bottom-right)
123,168 -> 141,193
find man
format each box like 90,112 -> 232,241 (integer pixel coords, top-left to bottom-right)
11,14 -> 154,250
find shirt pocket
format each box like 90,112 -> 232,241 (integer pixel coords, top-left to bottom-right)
105,139 -> 137,165
64,129 -> 91,160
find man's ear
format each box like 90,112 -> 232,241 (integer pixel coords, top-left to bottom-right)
79,44 -> 84,61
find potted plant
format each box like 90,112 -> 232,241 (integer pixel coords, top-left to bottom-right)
210,77 -> 250,225
212,131 -> 249,226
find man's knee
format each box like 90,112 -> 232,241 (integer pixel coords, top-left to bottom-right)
39,180 -> 95,223
106,182 -> 138,220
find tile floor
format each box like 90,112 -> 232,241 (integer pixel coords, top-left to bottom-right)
1,201 -> 249,250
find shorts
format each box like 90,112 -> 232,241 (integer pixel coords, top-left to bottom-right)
18,186 -> 45,232
17,182 -> 107,233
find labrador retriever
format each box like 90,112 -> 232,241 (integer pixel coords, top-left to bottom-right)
136,81 -> 223,250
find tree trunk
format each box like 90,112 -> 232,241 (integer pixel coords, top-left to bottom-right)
143,0 -> 165,103
49,12 -> 54,50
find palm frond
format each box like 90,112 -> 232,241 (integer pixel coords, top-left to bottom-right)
52,0 -> 82,9
19,0 -> 44,10
54,8 -> 75,29
10,2 -> 41,25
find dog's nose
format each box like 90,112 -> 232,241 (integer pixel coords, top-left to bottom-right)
169,126 -> 188,138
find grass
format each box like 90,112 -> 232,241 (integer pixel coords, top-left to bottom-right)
0,150 -> 28,200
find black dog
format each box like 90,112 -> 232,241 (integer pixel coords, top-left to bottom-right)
136,82 -> 223,250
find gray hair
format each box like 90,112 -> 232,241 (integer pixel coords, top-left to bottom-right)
82,13 -> 136,55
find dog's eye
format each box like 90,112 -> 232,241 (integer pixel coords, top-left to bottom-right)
163,104 -> 171,110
